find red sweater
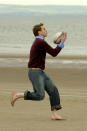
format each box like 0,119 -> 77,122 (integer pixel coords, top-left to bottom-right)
28,38 -> 61,70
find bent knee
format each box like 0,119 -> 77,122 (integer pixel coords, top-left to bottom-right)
38,93 -> 45,100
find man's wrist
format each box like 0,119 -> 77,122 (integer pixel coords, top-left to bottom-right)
57,42 -> 64,48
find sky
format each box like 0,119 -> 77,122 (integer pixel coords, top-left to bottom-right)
0,0 -> 87,6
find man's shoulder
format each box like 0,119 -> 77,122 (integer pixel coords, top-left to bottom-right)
33,38 -> 47,45
35,38 -> 44,42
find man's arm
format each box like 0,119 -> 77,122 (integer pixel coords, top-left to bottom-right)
43,32 -> 67,57
43,41 -> 62,57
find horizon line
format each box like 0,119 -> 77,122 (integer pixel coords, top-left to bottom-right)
0,4 -> 87,6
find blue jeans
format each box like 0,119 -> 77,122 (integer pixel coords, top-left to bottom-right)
24,69 -> 62,111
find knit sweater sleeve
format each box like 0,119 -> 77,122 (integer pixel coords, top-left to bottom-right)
42,41 -> 62,57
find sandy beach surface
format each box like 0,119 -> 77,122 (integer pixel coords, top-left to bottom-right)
0,56 -> 87,131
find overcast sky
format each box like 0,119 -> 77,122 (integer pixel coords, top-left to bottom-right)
0,0 -> 87,5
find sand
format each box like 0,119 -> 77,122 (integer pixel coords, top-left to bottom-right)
0,58 -> 87,131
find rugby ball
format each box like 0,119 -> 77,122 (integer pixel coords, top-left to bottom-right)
53,32 -> 63,44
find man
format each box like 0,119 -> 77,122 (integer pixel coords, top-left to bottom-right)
11,23 -> 67,120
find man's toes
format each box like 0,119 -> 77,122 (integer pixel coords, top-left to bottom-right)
10,93 -> 16,107
11,99 -> 13,106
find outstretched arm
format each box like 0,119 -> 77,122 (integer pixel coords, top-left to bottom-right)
43,33 -> 67,57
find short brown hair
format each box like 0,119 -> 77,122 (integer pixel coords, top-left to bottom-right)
32,23 -> 43,36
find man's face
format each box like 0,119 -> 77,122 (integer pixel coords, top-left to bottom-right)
38,25 -> 48,37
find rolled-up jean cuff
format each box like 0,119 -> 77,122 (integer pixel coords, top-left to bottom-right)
24,90 -> 28,100
51,104 -> 62,111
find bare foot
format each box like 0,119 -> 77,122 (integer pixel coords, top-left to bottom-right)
11,92 -> 18,107
51,115 -> 65,120
51,110 -> 65,120
11,92 -> 24,107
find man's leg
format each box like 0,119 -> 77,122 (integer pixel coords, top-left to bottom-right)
11,70 -> 45,106
44,72 -> 64,120
24,70 -> 45,100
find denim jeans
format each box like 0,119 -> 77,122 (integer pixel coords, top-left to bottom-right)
24,69 -> 62,111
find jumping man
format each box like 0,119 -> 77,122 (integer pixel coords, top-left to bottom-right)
11,23 -> 67,120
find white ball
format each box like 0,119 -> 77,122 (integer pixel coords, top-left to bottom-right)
53,32 -> 63,44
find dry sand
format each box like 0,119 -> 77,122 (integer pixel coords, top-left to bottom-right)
0,61 -> 87,131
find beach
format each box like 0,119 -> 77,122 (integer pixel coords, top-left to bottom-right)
0,13 -> 87,131
0,55 -> 87,131
0,4 -> 87,131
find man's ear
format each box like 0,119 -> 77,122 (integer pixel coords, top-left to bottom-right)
38,31 -> 41,35
38,31 -> 40,34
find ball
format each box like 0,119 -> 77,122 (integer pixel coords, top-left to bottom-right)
53,32 -> 64,44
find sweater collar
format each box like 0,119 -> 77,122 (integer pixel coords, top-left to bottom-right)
36,36 -> 45,40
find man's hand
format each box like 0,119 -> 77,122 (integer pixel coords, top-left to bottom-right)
61,32 -> 67,44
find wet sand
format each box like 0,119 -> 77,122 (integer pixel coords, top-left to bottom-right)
0,64 -> 87,131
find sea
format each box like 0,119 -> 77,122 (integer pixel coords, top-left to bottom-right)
0,5 -> 87,68
0,15 -> 87,55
